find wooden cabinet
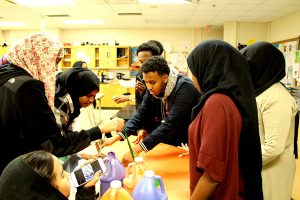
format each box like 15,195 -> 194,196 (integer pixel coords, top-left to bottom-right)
60,46 -> 131,70
100,83 -> 128,108
96,46 -> 130,68
61,46 -> 72,68
72,46 -> 96,68
0,46 -> 9,57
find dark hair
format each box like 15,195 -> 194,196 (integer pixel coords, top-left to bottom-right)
72,61 -> 87,68
141,56 -> 170,75
21,150 -> 55,185
137,42 -> 160,56
147,40 -> 164,55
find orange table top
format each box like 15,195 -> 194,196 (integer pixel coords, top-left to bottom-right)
81,136 -> 190,200
79,136 -> 189,200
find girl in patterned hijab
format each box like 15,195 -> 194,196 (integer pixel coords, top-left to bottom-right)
7,32 -> 64,109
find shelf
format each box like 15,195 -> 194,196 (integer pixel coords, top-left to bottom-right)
91,67 -> 129,70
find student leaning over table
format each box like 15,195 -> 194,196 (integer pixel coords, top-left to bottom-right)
55,66 -> 125,172
101,56 -> 201,166
0,32 -> 124,173
0,150 -> 99,200
187,40 -> 263,200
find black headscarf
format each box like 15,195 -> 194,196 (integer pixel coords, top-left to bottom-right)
72,61 -> 87,68
187,40 -> 263,200
241,41 -> 298,159
240,41 -> 286,96
55,67 -> 100,118
0,156 -> 67,200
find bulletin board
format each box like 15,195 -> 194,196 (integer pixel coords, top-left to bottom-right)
272,36 -> 300,86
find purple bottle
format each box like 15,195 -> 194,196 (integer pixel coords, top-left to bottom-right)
132,170 -> 168,200
100,151 -> 126,196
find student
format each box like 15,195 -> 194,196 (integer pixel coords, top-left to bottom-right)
72,60 -> 88,68
106,42 -> 162,147
55,67 -> 124,171
0,150 -> 99,199
112,56 -> 200,165
187,40 -> 263,200
240,41 -> 298,200
0,32 -> 124,173
112,41 -> 161,107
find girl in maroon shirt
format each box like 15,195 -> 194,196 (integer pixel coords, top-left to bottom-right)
187,40 -> 263,200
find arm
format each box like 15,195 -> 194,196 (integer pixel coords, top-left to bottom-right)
16,80 -> 101,157
125,90 -> 152,135
258,90 -> 296,165
190,172 -> 219,200
140,81 -> 200,151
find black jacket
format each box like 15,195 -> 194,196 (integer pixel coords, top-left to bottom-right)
0,65 -> 101,172
126,74 -> 201,151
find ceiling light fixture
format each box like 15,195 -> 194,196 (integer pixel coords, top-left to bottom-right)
139,0 -> 189,4
14,0 -> 74,6
63,19 -> 104,25
0,21 -> 25,26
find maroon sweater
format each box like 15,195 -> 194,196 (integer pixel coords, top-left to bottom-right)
189,94 -> 244,199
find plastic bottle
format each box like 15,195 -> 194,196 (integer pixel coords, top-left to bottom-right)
100,180 -> 133,200
123,157 -> 148,194
132,170 -> 168,200
100,151 -> 126,196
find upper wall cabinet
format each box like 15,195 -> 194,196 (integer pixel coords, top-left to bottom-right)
60,46 -> 131,69
96,46 -> 130,69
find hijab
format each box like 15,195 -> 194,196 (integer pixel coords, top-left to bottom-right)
240,41 -> 286,96
187,40 -> 263,200
7,32 -> 64,110
73,61 -> 86,68
241,41 -> 298,159
0,156 -> 67,200
55,67 -> 100,118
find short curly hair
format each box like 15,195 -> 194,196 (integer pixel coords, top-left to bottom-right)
141,56 -> 170,75
137,42 -> 160,56
147,40 -> 164,55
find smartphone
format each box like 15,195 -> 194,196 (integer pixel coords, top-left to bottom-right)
136,76 -> 142,82
71,158 -> 106,187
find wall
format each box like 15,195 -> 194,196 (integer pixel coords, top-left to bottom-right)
61,28 -> 196,52
270,10 -> 300,42
237,22 -> 269,44
2,29 -> 63,45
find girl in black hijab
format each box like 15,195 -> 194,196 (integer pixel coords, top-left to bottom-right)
73,61 -> 88,68
187,40 -> 263,200
0,150 -> 99,199
240,41 -> 298,200
55,67 -> 100,129
55,67 -> 124,171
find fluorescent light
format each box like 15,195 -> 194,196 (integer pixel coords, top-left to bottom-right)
15,0 -> 74,6
0,21 -> 26,26
139,0 -> 189,3
63,19 -> 104,25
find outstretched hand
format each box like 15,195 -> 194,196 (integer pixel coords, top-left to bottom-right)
178,143 -> 189,157
99,117 -> 125,133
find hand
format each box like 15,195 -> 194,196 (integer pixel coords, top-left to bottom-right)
112,95 -> 130,104
135,80 -> 146,95
101,135 -> 121,147
178,143 -> 189,157
99,117 -> 125,133
122,151 -> 135,167
133,129 -> 148,144
78,153 -> 98,160
121,145 -> 143,167
83,171 -> 100,187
